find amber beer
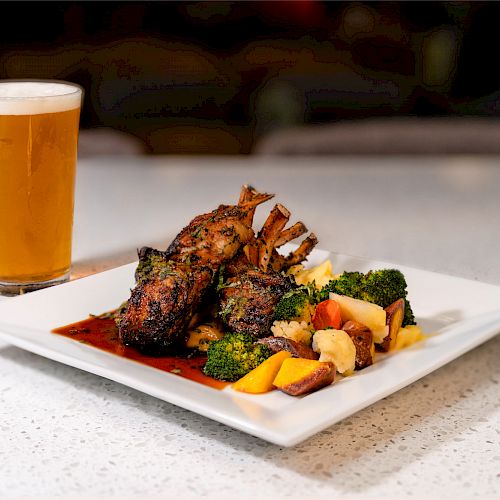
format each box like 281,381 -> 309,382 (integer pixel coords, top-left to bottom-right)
0,81 -> 82,294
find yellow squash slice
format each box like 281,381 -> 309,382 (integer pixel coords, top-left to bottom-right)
232,351 -> 292,394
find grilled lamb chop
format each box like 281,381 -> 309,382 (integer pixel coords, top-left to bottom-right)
269,232 -> 318,272
118,260 -> 213,353
219,196 -> 318,338
164,198 -> 271,268
117,190 -> 272,354
219,269 -> 293,338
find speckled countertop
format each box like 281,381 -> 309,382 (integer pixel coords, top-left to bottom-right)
0,156 -> 499,497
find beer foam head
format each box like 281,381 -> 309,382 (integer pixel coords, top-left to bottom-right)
0,81 -> 82,115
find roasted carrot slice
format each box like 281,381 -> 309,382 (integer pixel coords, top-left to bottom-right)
312,299 -> 342,331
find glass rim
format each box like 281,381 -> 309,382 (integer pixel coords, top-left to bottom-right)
0,79 -> 83,100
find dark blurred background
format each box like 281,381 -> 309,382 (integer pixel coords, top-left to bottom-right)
3,1 -> 500,154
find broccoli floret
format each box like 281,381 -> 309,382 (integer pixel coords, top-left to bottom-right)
273,285 -> 316,322
361,269 -> 408,304
362,270 -> 416,326
322,269 -> 416,326
203,331 -> 272,381
325,271 -> 365,298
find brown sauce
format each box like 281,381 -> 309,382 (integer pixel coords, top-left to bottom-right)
52,316 -> 228,390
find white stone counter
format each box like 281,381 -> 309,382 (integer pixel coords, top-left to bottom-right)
0,155 -> 499,496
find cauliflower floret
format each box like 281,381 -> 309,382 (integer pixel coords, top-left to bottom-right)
288,259 -> 334,289
271,320 -> 312,346
394,325 -> 425,350
312,329 -> 356,375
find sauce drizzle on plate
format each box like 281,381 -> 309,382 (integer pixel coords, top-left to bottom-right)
52,316 -> 228,390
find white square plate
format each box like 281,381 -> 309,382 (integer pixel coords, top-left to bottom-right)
0,248 -> 499,447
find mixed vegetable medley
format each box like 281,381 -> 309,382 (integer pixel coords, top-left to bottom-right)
202,259 -> 424,396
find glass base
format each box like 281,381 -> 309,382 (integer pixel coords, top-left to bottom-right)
0,273 -> 69,296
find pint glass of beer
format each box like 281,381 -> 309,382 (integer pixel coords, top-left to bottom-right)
0,80 -> 82,295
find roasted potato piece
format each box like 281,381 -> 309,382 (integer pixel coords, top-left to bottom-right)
186,321 -> 224,352
378,298 -> 405,352
232,350 -> 292,394
255,337 -> 319,360
273,358 -> 335,396
342,320 -> 374,370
